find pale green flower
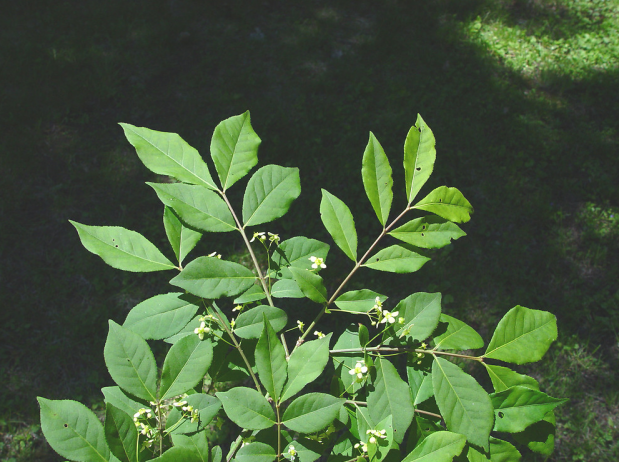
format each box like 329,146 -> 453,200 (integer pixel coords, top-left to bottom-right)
314,330 -> 326,339
250,232 -> 266,242
354,441 -> 368,452
349,360 -> 368,382
380,310 -> 399,324
194,321 -> 210,340
268,232 -> 280,243
287,444 -> 297,460
297,320 -> 305,333
309,256 -> 326,269
208,251 -> 222,259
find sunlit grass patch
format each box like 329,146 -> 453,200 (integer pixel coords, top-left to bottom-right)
458,0 -> 619,83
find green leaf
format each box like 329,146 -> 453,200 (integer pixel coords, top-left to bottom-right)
38,397 -> 110,462
412,187 -> 473,223
212,446 -> 223,462
160,336 -> 213,399
289,267 -> 328,303
148,183 -> 236,233
104,321 -> 157,401
120,123 -> 217,190
389,216 -> 466,249
488,437 -> 522,462
234,285 -> 267,304
163,206 -> 202,264
363,244 -> 430,273
152,446 -> 204,462
368,357 -> 415,444
102,387 -> 145,419
282,393 -> 345,434
513,411 -> 555,456
104,403 -> 138,462
281,430 -> 324,462
215,387 -> 276,430
242,165 -> 301,226
394,292 -> 442,341
332,325 -> 364,394
270,236 -> 330,279
491,386 -> 566,433
433,314 -> 484,351
210,111 -> 261,191
484,306 -> 557,364
171,434 -> 208,462
123,293 -> 199,340
271,278 -> 305,298
432,357 -> 494,451
256,315 -> 288,402
165,393 -> 222,435
281,334 -> 331,402
236,442 -> 278,462
320,189 -> 357,262
170,257 -> 255,299
407,367 -> 434,406
362,132 -> 393,226
356,406 -> 375,440
70,221 -> 176,272
483,365 -> 539,393
334,290 -> 387,313
406,416 -> 444,453
403,431 -> 466,462
234,305 -> 288,339
163,315 -> 203,345
404,114 -> 436,204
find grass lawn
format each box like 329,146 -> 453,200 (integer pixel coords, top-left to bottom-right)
0,0 -> 617,460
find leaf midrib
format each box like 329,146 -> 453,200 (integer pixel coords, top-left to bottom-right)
127,126 -> 214,189
84,227 -> 174,269
485,318 -> 554,357
245,169 -> 296,226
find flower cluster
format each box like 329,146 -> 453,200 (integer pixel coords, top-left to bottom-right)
250,231 -> 280,244
366,428 -> 387,444
133,408 -> 157,447
194,314 -> 215,340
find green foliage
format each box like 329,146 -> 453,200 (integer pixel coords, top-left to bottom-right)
39,113 -> 564,462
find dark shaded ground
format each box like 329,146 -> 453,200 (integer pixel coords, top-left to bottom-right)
0,1 -> 617,460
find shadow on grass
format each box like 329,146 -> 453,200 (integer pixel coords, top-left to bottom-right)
0,0 -> 617,460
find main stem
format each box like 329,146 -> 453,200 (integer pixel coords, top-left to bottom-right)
210,304 -> 263,392
219,191 -> 275,308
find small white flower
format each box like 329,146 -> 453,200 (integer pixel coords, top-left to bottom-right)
349,360 -> 368,382
309,256 -> 326,269
232,305 -> 243,312
380,310 -> 399,324
287,444 -> 297,461
268,232 -> 280,243
373,297 -> 383,313
194,321 -> 210,340
297,320 -> 305,333
354,441 -> 368,452
208,251 -> 222,259
314,330 -> 325,339
250,232 -> 266,242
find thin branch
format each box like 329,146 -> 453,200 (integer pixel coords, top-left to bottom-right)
415,409 -> 442,419
298,206 -> 413,345
330,346 -> 483,362
219,191 -> 275,307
